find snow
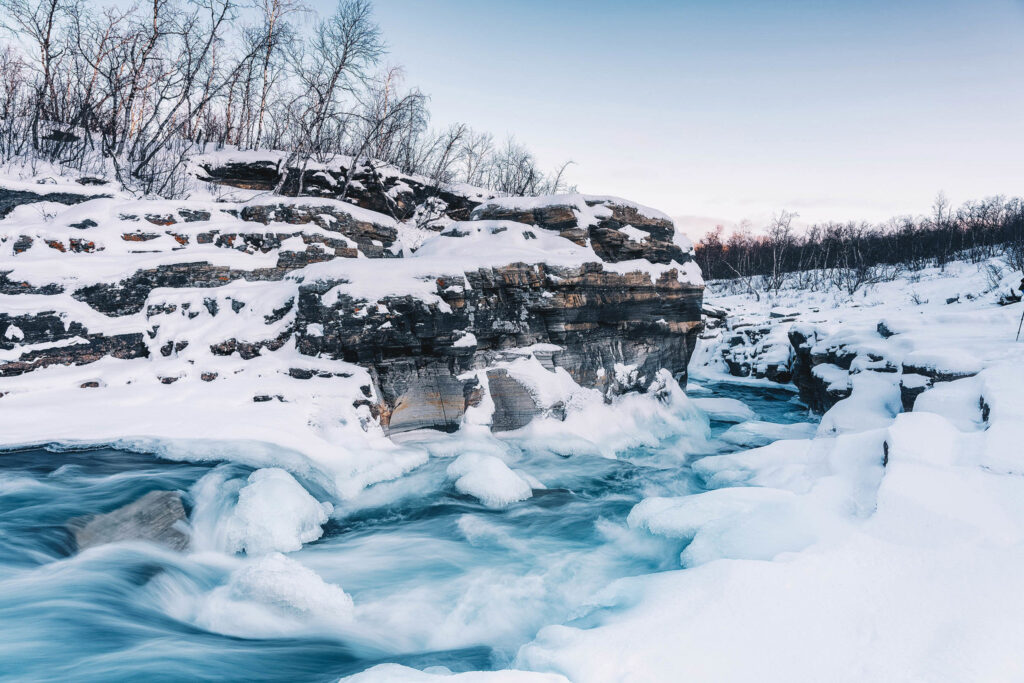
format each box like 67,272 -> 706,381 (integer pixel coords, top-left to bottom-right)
718,420 -> 818,448
341,665 -> 568,682
818,371 -> 901,435
447,453 -> 534,508
617,225 -> 648,242
902,348 -> 983,377
691,397 -> 757,423
453,331 -> 478,348
225,468 -> 333,555
10,154 -> 1024,681
190,552 -> 355,638
471,193 -> 673,225
628,486 -> 827,566
510,257 -> 1024,683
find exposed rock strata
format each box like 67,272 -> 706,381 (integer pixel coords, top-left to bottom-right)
1,161 -> 704,434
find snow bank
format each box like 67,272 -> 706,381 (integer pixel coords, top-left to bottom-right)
902,349 -> 982,378
628,487 -> 826,566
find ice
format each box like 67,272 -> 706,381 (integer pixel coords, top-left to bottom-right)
691,397 -> 756,423
719,420 -> 818,448
191,553 -> 354,638
447,453 -> 534,508
628,487 -> 825,566
341,664 -> 569,682
224,468 -> 333,555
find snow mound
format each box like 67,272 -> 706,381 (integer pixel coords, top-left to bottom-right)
902,349 -> 982,378
691,397 -> 757,423
192,552 -> 354,638
447,453 -> 534,508
225,468 -> 333,555
719,421 -> 819,448
818,372 -> 901,435
628,487 -> 825,566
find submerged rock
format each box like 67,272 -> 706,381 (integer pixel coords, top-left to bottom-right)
74,490 -> 189,552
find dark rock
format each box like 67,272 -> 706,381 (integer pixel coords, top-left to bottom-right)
0,187 -> 109,220
178,209 -> 210,222
122,232 -> 160,242
13,236 -> 33,253
471,197 -> 689,265
0,271 -> 64,295
145,214 -> 176,226
74,490 -> 189,552
72,263 -> 289,316
899,374 -> 932,412
0,333 -> 148,376
0,312 -> 87,350
238,203 -> 397,256
789,327 -> 840,413
197,158 -> 486,223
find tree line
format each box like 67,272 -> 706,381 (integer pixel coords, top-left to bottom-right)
695,194 -> 1024,296
0,0 -> 573,198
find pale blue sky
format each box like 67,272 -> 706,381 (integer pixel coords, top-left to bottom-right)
316,0 -> 1024,227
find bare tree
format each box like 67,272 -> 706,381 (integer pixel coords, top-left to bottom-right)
0,0 -> 68,148
765,210 -> 797,292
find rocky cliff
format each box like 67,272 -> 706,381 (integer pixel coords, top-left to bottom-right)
0,153 -> 703,437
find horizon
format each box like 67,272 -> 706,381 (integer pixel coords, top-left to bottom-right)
349,0 -> 1024,234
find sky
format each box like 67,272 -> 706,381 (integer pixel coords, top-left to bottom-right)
309,0 -> 1024,233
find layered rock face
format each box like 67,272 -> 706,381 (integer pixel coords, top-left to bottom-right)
300,261 -> 701,432
0,155 -> 703,435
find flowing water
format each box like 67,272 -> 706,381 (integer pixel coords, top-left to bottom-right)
0,382 -> 810,682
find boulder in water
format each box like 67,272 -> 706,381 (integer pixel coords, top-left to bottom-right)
74,490 -> 189,552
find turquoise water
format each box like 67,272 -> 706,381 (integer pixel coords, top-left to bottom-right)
0,383 -> 811,682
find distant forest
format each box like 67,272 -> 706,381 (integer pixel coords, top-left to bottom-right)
0,0 -> 572,198
694,194 -> 1024,295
